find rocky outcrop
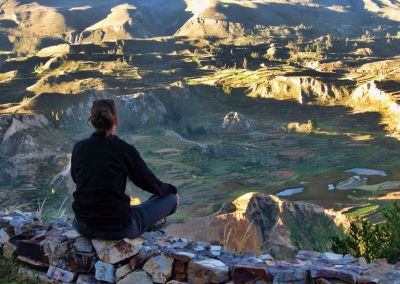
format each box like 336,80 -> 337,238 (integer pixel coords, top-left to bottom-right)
166,193 -> 341,259
220,111 -> 253,133
115,93 -> 167,126
36,44 -> 70,58
2,209 -> 399,284
175,17 -> 245,38
251,76 -> 344,104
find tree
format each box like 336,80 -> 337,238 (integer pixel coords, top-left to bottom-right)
332,203 -> 400,263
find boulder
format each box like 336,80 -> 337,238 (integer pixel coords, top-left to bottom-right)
220,112 -> 252,132
91,238 -> 143,264
143,254 -> 174,283
188,258 -> 229,284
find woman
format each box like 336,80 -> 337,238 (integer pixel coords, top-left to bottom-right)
71,98 -> 178,240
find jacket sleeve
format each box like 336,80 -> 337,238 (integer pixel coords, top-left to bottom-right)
123,143 -> 177,197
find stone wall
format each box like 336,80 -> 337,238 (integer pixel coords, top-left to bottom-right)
0,210 -> 399,284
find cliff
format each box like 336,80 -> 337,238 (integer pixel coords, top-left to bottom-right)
1,205 -> 399,283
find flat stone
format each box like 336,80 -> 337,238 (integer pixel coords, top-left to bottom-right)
272,269 -> 307,283
65,252 -> 96,273
17,255 -> 49,270
209,245 -> 222,256
16,239 -> 48,264
95,260 -> 115,283
2,241 -> 16,259
43,235 -> 71,257
62,229 -> 81,239
129,245 -> 155,269
116,263 -> 132,280
172,251 -> 196,262
117,270 -> 153,284
188,258 -> 229,284
47,265 -> 76,283
259,254 -> 273,261
310,266 -> 357,284
74,237 -> 93,253
92,238 -> 143,264
76,274 -> 97,284
321,252 -> 343,261
232,265 -> 271,283
143,254 -> 174,283
0,228 -> 10,244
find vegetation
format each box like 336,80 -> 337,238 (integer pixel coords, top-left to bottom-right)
333,202 -> 400,263
0,253 -> 38,284
343,204 -> 379,218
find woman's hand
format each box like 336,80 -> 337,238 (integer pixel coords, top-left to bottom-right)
176,194 -> 180,207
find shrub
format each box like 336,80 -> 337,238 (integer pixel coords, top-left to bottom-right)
332,202 -> 400,263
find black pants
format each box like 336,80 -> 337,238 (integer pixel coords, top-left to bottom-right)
73,194 -> 177,240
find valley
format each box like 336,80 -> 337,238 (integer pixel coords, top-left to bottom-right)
0,0 -> 400,255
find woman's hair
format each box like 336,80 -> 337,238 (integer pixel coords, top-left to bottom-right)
88,99 -> 117,136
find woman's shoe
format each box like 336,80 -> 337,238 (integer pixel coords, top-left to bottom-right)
147,218 -> 167,232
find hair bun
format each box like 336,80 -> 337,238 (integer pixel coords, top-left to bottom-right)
90,108 -> 114,130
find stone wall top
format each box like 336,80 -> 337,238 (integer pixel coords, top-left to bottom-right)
0,210 -> 399,284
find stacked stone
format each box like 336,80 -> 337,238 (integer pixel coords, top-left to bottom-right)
1,210 -> 400,284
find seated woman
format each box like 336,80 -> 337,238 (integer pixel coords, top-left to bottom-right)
71,98 -> 178,240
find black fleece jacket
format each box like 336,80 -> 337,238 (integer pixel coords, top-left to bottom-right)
71,131 -> 177,226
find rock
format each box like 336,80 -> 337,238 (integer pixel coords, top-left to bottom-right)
220,112 -> 252,132
209,245 -> 222,256
172,251 -> 196,262
232,265 -> 271,283
0,228 -> 10,244
337,176 -> 367,190
16,239 -> 48,265
47,265 -> 76,283
2,241 -> 16,259
91,238 -> 143,264
321,252 -> 343,261
95,260 -> 115,283
310,266 -> 357,284
117,270 -> 153,284
129,245 -> 155,269
272,269 -> 307,283
62,229 -> 81,239
116,263 -> 132,280
143,254 -> 174,283
76,274 -> 97,284
259,254 -> 273,261
64,252 -> 96,273
37,44 -> 70,57
359,257 -> 368,266
188,258 -> 229,284
74,237 -> 93,253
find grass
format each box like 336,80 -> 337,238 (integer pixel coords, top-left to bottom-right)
0,253 -> 39,284
343,204 -> 380,218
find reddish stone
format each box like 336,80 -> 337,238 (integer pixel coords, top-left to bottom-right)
175,273 -> 186,282
232,265 -> 271,283
129,246 -> 155,269
16,239 -> 48,264
316,278 -> 332,284
17,256 -> 48,271
65,252 -> 96,273
174,261 -> 186,274
373,259 -> 388,265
